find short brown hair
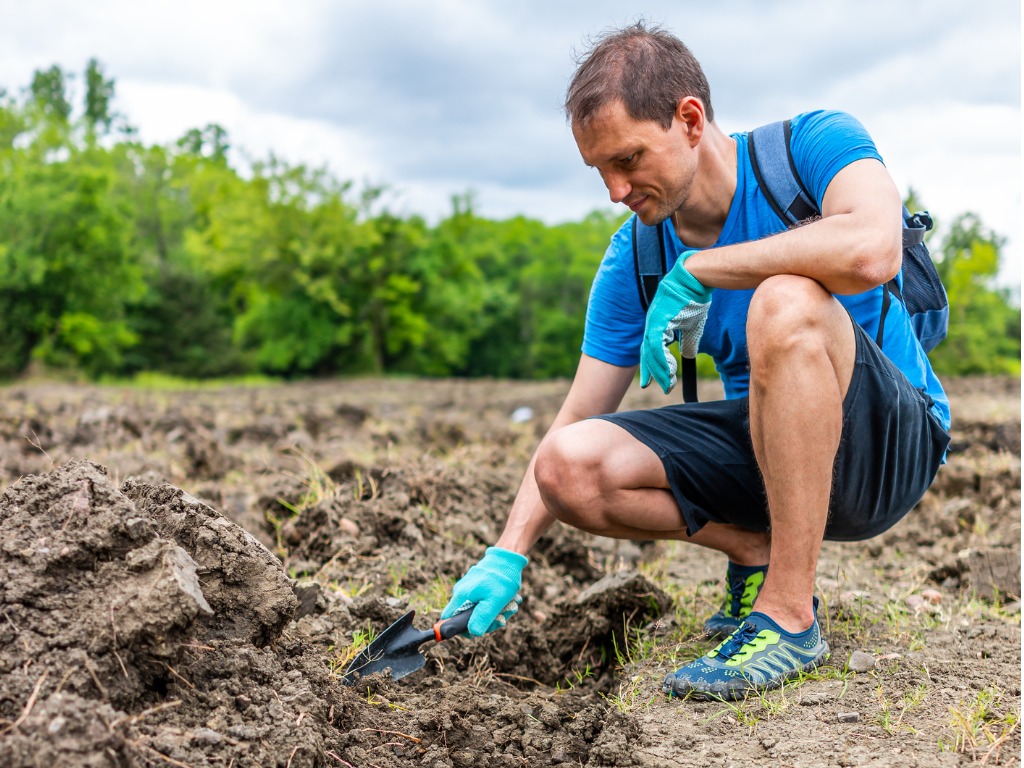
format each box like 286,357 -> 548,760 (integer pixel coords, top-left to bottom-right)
564,21 -> 714,129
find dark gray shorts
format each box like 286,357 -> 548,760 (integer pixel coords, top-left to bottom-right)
597,320 -> 951,541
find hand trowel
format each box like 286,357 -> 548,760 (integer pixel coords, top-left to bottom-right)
340,608 -> 472,685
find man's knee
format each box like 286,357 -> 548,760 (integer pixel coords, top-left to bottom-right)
747,275 -> 837,363
534,425 -> 605,526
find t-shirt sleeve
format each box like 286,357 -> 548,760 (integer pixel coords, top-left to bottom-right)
789,110 -> 884,207
580,219 -> 646,367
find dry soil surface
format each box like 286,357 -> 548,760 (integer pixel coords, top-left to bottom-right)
0,375 -> 1019,767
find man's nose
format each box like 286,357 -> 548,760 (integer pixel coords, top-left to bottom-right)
603,171 -> 630,204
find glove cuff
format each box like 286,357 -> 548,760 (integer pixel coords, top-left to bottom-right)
670,253 -> 709,296
483,546 -> 529,580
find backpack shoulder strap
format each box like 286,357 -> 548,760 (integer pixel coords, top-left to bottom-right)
748,120 -> 818,225
632,216 -> 666,312
631,216 -> 698,403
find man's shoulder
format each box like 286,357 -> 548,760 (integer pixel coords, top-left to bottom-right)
779,110 -> 882,203
786,110 -> 878,154
789,109 -> 870,139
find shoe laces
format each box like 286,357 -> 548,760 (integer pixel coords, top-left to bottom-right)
726,572 -> 748,606
714,622 -> 760,661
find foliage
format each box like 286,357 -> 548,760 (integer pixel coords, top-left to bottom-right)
0,62 -> 1018,382
927,213 -> 1020,375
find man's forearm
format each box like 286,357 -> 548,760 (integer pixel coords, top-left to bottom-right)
687,211 -> 900,294
494,445 -> 560,555
686,159 -> 903,294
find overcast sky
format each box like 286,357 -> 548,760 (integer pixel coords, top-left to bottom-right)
1,1 -> 1020,284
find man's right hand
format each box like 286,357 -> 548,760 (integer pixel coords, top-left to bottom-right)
441,547 -> 528,636
639,249 -> 713,394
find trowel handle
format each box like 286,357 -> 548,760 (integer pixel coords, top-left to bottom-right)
432,607 -> 473,642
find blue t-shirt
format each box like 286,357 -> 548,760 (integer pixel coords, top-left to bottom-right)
581,110 -> 950,430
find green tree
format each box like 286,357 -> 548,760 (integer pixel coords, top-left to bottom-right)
177,123 -> 230,163
0,148 -> 143,376
928,212 -> 1020,375
196,157 -> 377,376
29,65 -> 71,122
84,58 -> 115,135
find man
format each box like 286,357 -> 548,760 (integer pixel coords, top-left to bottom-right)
441,22 -> 950,700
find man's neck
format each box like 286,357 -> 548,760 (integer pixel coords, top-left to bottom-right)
671,122 -> 737,249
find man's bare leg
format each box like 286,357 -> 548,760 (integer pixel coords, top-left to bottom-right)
745,275 -> 857,632
534,419 -> 771,566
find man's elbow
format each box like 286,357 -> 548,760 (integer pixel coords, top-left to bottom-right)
851,229 -> 902,289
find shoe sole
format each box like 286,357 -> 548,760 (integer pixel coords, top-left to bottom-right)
664,642 -> 830,701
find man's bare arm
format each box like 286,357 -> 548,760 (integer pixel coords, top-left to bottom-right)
495,353 -> 637,555
685,158 -> 903,294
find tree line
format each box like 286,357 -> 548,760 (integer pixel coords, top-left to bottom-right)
0,62 -> 1018,382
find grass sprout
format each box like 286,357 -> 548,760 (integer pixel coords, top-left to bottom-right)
328,626 -> 378,675
941,687 -> 1020,761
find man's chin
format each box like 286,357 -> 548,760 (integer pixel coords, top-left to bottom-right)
634,207 -> 670,227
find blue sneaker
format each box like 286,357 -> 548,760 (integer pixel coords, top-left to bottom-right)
665,598 -> 829,700
703,562 -> 767,638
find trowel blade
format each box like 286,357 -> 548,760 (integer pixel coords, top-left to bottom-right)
340,610 -> 427,685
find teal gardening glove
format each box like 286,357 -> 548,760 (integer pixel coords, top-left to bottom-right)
441,547 -> 528,637
639,249 -> 713,394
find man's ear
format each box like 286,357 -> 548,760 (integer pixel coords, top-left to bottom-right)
675,97 -> 705,147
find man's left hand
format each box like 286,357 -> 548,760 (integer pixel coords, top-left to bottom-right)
639,250 -> 713,394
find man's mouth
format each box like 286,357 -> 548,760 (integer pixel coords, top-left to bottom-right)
627,195 -> 648,212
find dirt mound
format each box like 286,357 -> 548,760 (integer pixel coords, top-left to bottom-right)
0,459 -> 666,767
0,460 -> 327,766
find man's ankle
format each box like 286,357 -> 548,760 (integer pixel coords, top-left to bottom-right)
750,597 -> 817,634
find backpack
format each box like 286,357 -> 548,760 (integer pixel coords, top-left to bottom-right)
633,118 -> 949,403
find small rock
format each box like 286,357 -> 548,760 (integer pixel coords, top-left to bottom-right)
190,728 -> 224,746
124,517 -> 152,541
510,406 -> 534,424
877,653 -> 902,662
904,594 -> 925,612
799,691 -> 826,706
337,518 -> 360,538
281,520 -> 302,546
1004,601 -> 1021,614
847,650 -> 876,673
401,522 -> 423,545
292,581 -> 321,620
921,588 -> 943,605
837,712 -> 860,723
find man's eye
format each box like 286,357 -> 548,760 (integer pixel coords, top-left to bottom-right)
621,153 -> 638,167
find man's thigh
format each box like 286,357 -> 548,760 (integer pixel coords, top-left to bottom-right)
595,397 -> 767,537
544,416 -> 672,490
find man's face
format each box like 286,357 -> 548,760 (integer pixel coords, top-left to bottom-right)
572,99 -> 696,226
